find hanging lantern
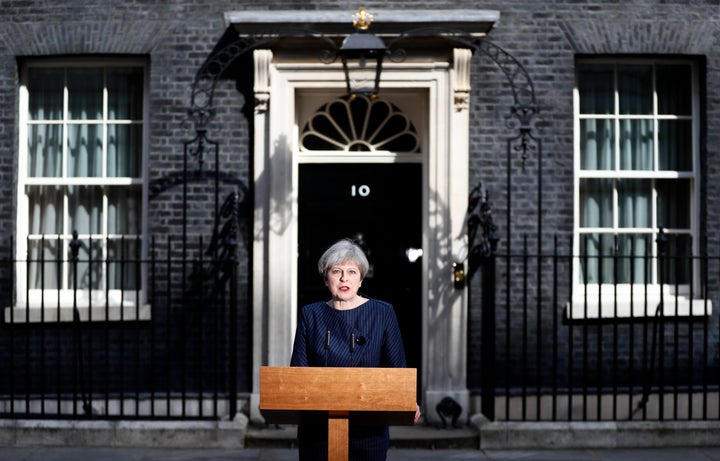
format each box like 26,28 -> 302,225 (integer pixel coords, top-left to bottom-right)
338,7 -> 387,99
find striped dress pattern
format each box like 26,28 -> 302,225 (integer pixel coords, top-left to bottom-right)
290,299 -> 408,461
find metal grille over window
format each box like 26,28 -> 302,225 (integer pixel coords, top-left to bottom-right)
300,95 -> 420,153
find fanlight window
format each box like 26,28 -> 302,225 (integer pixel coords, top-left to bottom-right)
300,95 -> 420,153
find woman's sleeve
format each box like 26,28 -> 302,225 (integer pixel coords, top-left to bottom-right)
381,305 -> 407,368
290,309 -> 309,366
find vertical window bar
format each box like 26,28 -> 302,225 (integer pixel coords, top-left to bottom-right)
180,238 -> 188,418
70,232 -> 78,418
567,236 -> 575,422
119,235 -> 126,418
87,235 -> 94,416
552,236 -> 559,421
596,234 -> 604,419
701,246 -> 710,419
55,235 -> 62,417
521,235 -> 528,420
672,249 -> 680,419
24,240 -> 31,415
213,233 -> 220,418
9,238 -> 15,416
504,254 -> 511,420
165,236 -> 172,417
657,233 -> 666,421
198,235 -> 205,418
149,236 -> 157,418
104,235 -> 110,416
612,233 -> 619,420
39,234 -> 46,416
134,236 -> 141,418
628,235 -> 636,417
687,251 -> 695,420
705,256 -> 720,413
642,236 -> 651,420
535,247 -> 542,421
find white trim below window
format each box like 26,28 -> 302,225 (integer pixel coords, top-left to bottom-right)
4,304 -> 151,323
567,285 -> 712,319
5,289 -> 151,323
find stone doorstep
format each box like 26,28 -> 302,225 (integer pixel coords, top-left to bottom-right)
0,416 -> 249,449
245,424 -> 480,450
2,418 -> 719,450
475,419 -> 720,450
0,417 -> 478,450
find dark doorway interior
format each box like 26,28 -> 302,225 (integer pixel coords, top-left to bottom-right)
298,163 -> 422,380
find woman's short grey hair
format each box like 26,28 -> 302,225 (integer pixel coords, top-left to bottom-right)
317,239 -> 370,279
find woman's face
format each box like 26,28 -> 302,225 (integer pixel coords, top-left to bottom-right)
325,260 -> 363,301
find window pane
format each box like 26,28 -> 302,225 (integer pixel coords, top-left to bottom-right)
67,124 -> 102,177
28,185 -> 63,235
68,185 -> 102,235
108,67 -> 143,120
657,65 -> 692,115
577,63 -> 614,114
68,68 -> 103,120
108,124 -> 142,177
657,179 -> 691,229
108,186 -> 141,235
658,120 -> 692,171
659,234 -> 692,285
68,239 -> 103,290
619,119 -> 653,170
28,68 -> 64,121
617,234 -> 651,284
107,238 -> 140,290
580,119 -> 614,170
618,179 -> 651,228
580,178 -> 612,228
580,233 -> 614,284
27,124 -> 63,177
619,64 -> 652,114
28,238 -> 61,289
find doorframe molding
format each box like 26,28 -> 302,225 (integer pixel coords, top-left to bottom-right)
249,50 -> 472,425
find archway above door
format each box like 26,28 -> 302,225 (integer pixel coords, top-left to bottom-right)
300,95 -> 421,153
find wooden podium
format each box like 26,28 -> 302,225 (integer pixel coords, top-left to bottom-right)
260,366 -> 417,461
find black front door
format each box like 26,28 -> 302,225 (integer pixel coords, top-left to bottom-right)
298,163 -> 422,375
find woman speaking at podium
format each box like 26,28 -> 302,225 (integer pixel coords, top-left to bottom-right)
290,238 -> 418,461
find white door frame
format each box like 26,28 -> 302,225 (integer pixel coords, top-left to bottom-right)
248,47 -> 474,425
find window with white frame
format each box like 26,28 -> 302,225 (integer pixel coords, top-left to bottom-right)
572,58 -> 709,319
11,59 -> 148,322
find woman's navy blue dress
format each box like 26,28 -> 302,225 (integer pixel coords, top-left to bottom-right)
290,299 -> 407,461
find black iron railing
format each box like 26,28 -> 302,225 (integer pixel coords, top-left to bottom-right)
0,233 -> 245,420
3,231 -> 718,422
470,234 -> 720,422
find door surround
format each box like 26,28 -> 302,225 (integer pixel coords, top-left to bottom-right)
234,11 -> 492,424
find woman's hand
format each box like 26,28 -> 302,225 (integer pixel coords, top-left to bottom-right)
414,404 -> 421,424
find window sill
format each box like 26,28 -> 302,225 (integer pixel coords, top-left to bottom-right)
4,304 -> 152,323
566,295 -> 712,320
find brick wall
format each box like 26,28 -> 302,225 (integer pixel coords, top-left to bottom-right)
0,0 -> 719,410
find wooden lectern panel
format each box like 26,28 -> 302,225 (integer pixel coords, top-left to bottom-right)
260,366 -> 416,425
